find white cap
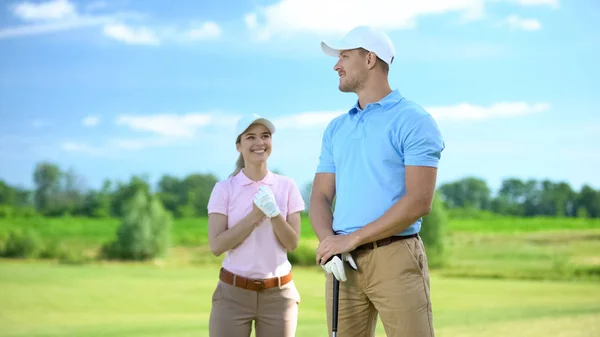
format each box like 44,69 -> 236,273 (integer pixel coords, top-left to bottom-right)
235,113 -> 276,141
321,26 -> 396,65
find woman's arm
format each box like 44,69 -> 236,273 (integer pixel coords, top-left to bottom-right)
270,211 -> 301,252
208,205 -> 265,256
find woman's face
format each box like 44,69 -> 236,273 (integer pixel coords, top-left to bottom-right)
236,123 -> 272,165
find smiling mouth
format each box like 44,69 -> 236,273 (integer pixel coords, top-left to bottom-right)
251,149 -> 266,154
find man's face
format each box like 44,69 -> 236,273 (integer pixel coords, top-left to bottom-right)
333,49 -> 367,93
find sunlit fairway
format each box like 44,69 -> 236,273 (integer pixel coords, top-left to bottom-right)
1,261 -> 599,337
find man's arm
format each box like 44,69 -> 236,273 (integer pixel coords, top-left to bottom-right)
350,166 -> 437,246
309,173 -> 336,242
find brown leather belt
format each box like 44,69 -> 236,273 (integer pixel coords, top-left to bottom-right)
354,233 -> 419,251
219,268 -> 293,291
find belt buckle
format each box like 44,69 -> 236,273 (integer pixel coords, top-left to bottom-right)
251,279 -> 265,291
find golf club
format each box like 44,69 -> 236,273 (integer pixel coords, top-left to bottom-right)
332,255 -> 340,337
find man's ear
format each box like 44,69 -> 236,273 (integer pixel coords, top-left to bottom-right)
366,52 -> 378,70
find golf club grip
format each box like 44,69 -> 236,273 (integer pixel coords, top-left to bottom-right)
332,277 -> 339,332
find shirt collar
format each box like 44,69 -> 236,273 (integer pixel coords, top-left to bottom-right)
234,169 -> 276,186
348,89 -> 403,115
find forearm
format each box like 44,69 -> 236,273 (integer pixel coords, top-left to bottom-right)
352,194 -> 432,246
309,195 -> 335,242
211,210 -> 264,255
270,214 -> 299,251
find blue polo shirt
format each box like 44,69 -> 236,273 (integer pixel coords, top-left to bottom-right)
316,90 -> 445,236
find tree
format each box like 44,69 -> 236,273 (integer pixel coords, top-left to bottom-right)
33,162 -> 62,215
82,180 -> 112,218
157,175 -> 184,216
420,192 -> 448,269
110,176 -> 151,218
101,189 -> 172,261
577,185 -> 600,218
439,177 -> 491,210
180,173 -> 218,217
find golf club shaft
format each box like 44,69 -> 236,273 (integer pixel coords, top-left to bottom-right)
332,276 -> 339,335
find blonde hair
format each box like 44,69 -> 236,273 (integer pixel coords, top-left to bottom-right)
230,135 -> 244,177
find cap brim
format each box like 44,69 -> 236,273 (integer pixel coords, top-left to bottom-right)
252,118 -> 276,134
321,40 -> 358,58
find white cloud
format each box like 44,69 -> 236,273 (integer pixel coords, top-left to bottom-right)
428,102 -> 551,120
273,102 -> 551,129
244,0 -> 487,40
103,23 -> 160,45
0,14 -> 117,39
244,0 -> 561,39
101,21 -> 224,45
1,0 -> 222,44
11,0 -> 76,21
505,15 -> 542,31
0,0 -> 141,39
63,102 -> 549,157
508,0 -> 559,8
184,21 -> 222,40
61,137 -> 174,155
61,141 -> 103,155
244,13 -> 258,30
115,113 -> 238,138
274,111 -> 344,129
82,116 -> 100,127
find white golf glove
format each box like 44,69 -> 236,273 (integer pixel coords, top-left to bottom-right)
322,253 -> 358,282
253,185 -> 280,218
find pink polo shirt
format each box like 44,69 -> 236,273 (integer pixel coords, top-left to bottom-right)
207,170 -> 305,279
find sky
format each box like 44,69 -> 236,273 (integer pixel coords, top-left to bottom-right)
1,0 -> 599,195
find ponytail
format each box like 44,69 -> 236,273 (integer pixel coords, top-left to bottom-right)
230,153 -> 245,177
230,136 -> 244,177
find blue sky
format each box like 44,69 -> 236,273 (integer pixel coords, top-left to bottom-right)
1,0 -> 599,194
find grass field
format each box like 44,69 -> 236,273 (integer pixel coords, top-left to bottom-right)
2,216 -> 599,281
1,261 -> 600,337
1,215 -> 599,336
2,216 -> 600,246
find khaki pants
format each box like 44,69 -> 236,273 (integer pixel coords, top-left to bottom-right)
209,279 -> 301,337
325,236 -> 435,337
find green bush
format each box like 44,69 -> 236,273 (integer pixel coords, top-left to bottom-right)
288,243 -> 317,266
101,189 -> 172,261
0,205 -> 13,218
0,228 -> 44,258
420,192 -> 448,269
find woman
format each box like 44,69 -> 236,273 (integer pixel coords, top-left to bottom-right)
207,113 -> 305,337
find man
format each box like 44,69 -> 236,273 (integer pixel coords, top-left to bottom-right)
309,26 -> 445,337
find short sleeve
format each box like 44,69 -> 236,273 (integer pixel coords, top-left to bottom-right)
207,182 -> 228,215
287,179 -> 305,215
316,121 -> 336,173
403,115 -> 445,168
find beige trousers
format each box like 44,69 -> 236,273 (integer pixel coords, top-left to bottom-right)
209,279 -> 301,337
325,236 -> 435,337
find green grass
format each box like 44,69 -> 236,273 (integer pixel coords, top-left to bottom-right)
448,216 -> 600,233
440,229 -> 600,281
2,215 -> 599,245
0,261 -> 599,337
1,216 -> 600,281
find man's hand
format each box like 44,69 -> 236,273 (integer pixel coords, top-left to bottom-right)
316,233 -> 361,267
321,253 -> 358,282
253,186 -> 280,218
